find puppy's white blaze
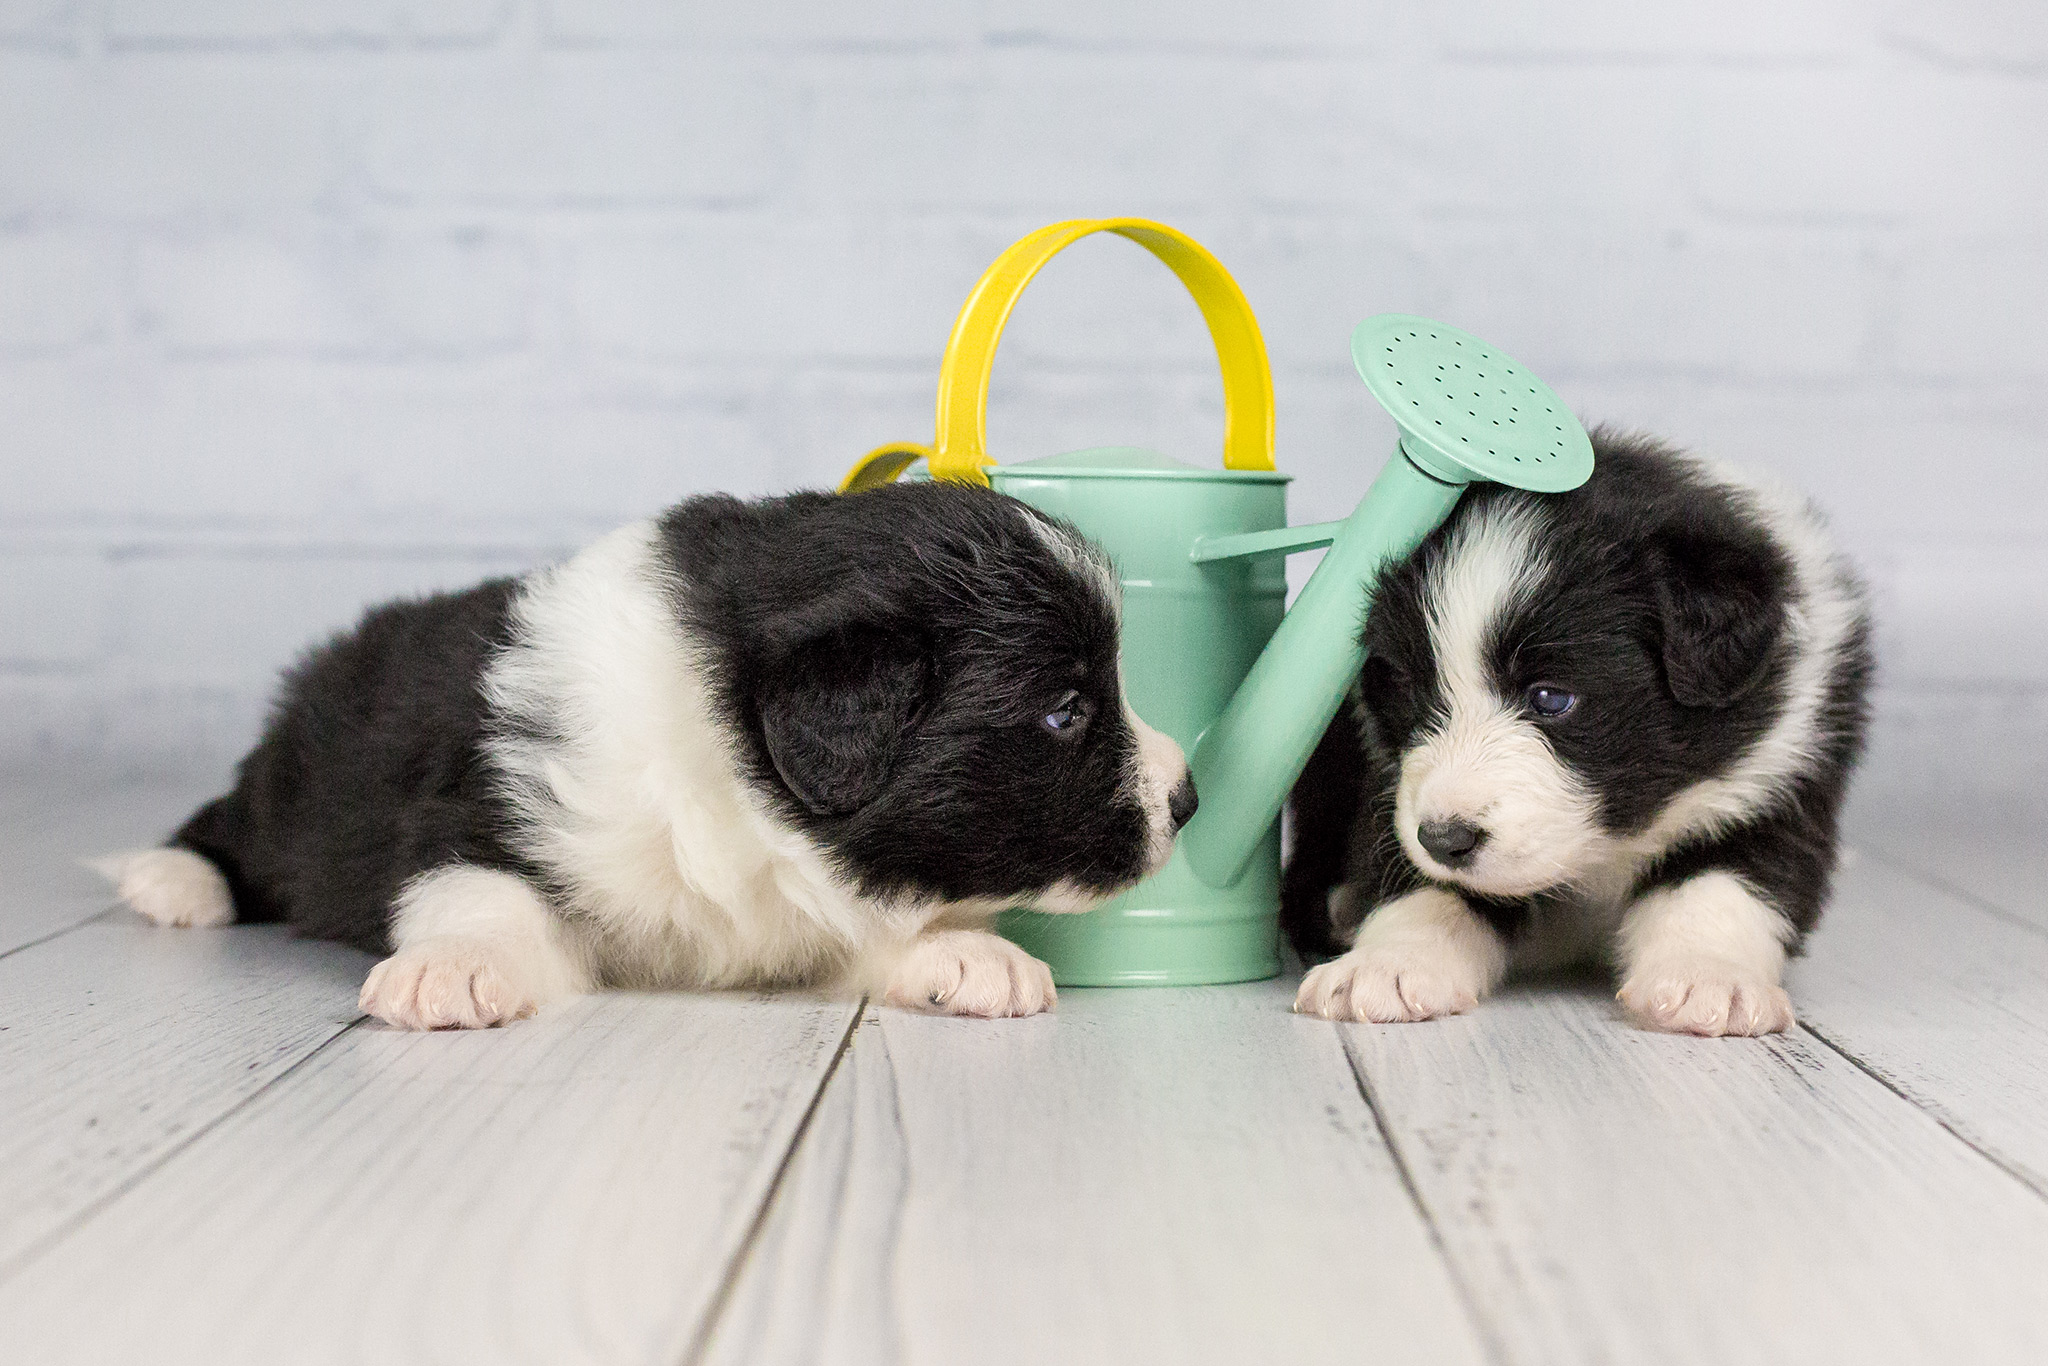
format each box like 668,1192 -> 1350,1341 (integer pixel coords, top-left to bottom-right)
1423,499 -> 1546,711
1616,871 -> 1796,1036
92,848 -> 234,928
1019,506 -> 1121,621
1127,708 -> 1189,872
1632,458 -> 1869,857
1398,500 -> 1605,896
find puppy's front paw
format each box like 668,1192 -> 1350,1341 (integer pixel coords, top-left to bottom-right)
1296,948 -> 1482,1023
884,930 -> 1056,1018
1294,886 -> 1504,1023
1618,963 -> 1794,1037
359,938 -> 540,1030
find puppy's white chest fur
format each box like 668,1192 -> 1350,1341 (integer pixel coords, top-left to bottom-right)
481,523 -> 925,990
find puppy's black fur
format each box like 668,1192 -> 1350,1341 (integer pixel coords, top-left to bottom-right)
175,581 -> 534,954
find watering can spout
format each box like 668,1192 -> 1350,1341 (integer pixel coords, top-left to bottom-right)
1178,449 -> 1465,888
1180,315 -> 1596,888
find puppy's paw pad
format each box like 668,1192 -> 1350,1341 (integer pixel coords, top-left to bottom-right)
1619,967 -> 1794,1037
91,849 -> 234,928
885,934 -> 1056,1019
359,940 -> 538,1031
1295,951 -> 1480,1024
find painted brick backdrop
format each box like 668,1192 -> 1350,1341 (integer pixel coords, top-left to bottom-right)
3,1 -> 2044,815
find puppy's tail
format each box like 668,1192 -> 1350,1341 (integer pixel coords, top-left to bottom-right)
91,792 -> 279,929
1280,703 -> 1363,964
91,847 -> 235,928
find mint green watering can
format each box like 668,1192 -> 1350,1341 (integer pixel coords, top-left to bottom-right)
843,219 -> 1594,986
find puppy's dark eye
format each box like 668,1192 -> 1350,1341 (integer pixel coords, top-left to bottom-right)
1042,690 -> 1090,734
1526,685 -> 1577,718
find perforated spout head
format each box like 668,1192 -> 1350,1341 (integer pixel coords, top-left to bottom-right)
1351,314 -> 1594,493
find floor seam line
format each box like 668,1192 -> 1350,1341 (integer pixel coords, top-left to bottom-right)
678,999 -> 867,1366
0,906 -> 119,963
1803,1020 -> 2048,1201
876,1018 -> 911,1366
1855,846 -> 2048,944
0,1012 -> 369,1288
1338,1028 -> 1513,1366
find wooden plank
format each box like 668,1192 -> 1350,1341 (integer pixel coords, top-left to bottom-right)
1342,976 -> 2048,1365
0,770 -> 224,955
0,918 -> 370,1277
0,990 -> 861,1366
707,979 -> 1491,1366
1791,850 -> 2048,1196
1844,814 -> 2048,936
699,1008 -> 905,1366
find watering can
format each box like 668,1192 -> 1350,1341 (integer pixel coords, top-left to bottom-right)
842,219 -> 1594,986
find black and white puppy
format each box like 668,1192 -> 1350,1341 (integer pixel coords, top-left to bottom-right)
99,482 -> 1196,1027
1283,431 -> 1871,1036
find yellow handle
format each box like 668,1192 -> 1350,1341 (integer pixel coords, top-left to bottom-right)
840,218 -> 1275,492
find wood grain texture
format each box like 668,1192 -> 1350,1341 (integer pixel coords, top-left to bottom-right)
710,979 -> 1491,1366
0,989 -> 860,1366
0,918 -> 370,1277
700,1008 -> 906,1366
1791,850 -> 2048,1196
0,771 -> 223,955
1342,975 -> 2048,1366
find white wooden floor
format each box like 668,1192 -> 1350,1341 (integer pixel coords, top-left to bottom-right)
2,767 -> 2045,1365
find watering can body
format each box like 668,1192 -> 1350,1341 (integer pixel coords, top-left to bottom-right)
992,447 -> 1294,985
842,218 -> 1590,987
988,445 -> 1467,984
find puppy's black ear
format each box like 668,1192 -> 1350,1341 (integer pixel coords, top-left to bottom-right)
757,628 -> 930,817
1648,526 -> 1788,709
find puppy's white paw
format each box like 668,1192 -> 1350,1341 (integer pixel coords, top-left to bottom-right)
91,848 -> 234,928
884,930 -> 1056,1018
1616,873 -> 1796,1037
1294,886 -> 1505,1023
359,938 -> 539,1031
1296,947 -> 1483,1023
1618,963 -> 1795,1037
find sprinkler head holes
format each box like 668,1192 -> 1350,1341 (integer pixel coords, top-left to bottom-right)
1351,314 -> 1594,494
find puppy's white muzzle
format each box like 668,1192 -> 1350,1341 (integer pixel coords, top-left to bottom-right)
1129,710 -> 1194,876
1396,705 -> 1605,898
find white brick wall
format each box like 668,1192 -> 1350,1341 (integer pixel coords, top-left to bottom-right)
2,0 -> 2044,818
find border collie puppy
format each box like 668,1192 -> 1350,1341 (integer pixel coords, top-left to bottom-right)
1283,431 -> 1871,1037
98,483 -> 1196,1028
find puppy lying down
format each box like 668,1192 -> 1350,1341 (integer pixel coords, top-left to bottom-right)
1284,432 -> 1872,1037
100,483 -> 1196,1027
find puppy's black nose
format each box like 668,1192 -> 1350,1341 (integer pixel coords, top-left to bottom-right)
1418,818 -> 1485,867
1167,774 -> 1199,832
